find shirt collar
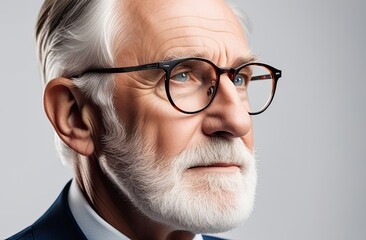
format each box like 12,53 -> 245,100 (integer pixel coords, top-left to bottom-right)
68,179 -> 204,240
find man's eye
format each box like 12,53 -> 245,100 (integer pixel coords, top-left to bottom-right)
233,74 -> 245,86
171,72 -> 189,82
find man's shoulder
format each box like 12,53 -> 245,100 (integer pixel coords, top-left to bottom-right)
5,226 -> 33,240
5,181 -> 86,240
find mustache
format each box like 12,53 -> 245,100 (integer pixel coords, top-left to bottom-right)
171,137 -> 254,173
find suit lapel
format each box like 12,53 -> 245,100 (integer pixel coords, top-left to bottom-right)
31,181 -> 87,240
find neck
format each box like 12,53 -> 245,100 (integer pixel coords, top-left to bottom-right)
74,156 -> 195,240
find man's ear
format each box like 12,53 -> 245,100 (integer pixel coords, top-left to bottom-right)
44,77 -> 98,156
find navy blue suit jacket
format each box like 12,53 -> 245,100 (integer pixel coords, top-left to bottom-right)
7,181 -> 225,240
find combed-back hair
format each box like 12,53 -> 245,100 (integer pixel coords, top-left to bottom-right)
36,0 -> 119,83
35,0 -> 124,165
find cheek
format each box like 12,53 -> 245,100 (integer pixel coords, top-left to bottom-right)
114,84 -> 202,158
140,112 -> 202,158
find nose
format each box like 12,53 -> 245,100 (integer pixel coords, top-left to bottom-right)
202,75 -> 252,139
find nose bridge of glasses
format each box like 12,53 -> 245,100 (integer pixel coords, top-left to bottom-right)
218,68 -> 236,81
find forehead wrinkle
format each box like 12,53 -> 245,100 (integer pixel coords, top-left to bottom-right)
157,15 -> 242,31
155,25 -> 243,39
150,25 -> 245,61
152,16 -> 244,40
149,0 -> 243,26
147,22 -> 243,54
152,35 -> 218,61
153,32 -> 248,68
145,15 -> 245,58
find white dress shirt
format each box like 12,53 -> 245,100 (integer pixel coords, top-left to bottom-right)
68,179 -> 204,240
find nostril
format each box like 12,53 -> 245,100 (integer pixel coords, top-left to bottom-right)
212,131 -> 233,138
207,86 -> 215,96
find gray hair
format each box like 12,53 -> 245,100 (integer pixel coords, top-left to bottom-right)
36,0 -> 123,165
35,0 -> 250,166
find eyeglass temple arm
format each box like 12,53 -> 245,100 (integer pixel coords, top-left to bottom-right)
251,74 -> 272,81
82,63 -> 160,75
250,70 -> 282,81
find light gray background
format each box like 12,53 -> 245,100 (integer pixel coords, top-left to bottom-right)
1,0 -> 365,239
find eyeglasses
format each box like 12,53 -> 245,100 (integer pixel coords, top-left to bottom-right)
79,58 -> 282,115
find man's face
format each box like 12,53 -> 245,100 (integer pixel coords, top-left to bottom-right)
99,0 -> 257,233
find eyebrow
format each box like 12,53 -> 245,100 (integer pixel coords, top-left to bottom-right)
161,52 -> 206,61
232,53 -> 258,67
160,52 -> 258,67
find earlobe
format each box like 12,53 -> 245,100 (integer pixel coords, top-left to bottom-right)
44,78 -> 97,156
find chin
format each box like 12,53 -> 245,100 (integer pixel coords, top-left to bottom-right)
153,166 -> 258,233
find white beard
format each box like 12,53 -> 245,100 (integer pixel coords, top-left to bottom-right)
99,120 -> 257,234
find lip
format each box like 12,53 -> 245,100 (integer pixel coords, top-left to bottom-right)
187,163 -> 241,173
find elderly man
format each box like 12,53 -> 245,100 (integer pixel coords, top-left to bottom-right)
8,0 -> 281,239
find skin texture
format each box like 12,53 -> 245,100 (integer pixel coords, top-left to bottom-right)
44,0 -> 254,239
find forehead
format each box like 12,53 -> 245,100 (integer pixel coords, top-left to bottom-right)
119,0 -> 249,65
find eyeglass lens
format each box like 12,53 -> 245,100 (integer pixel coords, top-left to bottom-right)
167,59 -> 274,114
